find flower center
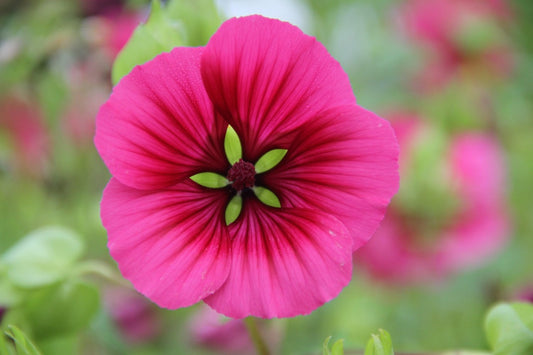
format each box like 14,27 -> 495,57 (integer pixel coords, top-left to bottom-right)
189,125 -> 287,225
227,159 -> 255,191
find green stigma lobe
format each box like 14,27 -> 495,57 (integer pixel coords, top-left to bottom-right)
225,194 -> 243,225
224,125 -> 242,165
253,186 -> 281,208
190,172 -> 229,188
254,149 -> 288,174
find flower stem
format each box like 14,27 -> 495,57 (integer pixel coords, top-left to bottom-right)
244,317 -> 270,355
72,259 -> 131,287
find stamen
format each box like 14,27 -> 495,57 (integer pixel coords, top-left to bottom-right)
227,159 -> 255,191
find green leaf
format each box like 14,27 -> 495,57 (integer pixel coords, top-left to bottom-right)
441,352 -> 492,355
224,125 -> 242,165
254,149 -> 288,174
4,325 -> 42,355
190,172 -> 229,188
331,339 -> 344,355
37,335 -> 79,355
111,0 -> 185,84
323,336 -> 332,355
166,0 -> 222,46
322,336 -> 343,355
0,329 -> 11,355
365,329 -> 394,355
253,186 -> 281,208
225,195 -> 243,226
0,267 -> 23,307
1,226 -> 84,288
485,302 -> 533,355
22,281 -> 100,340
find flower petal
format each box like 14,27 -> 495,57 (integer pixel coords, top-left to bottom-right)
201,15 -> 356,161
95,47 -> 227,190
101,178 -> 231,309
263,105 -> 399,251
204,200 -> 353,318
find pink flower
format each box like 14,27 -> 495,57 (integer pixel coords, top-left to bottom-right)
95,15 -> 399,318
100,9 -> 140,59
189,305 -> 278,354
0,97 -> 49,177
83,8 -> 140,60
62,63 -> 111,147
104,287 -> 161,343
79,0 -> 124,16
399,0 -> 514,89
514,287 -> 533,304
355,115 -> 510,282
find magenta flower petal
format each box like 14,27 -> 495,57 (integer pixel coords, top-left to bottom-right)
201,15 -> 356,160
264,106 -> 399,251
101,178 -> 231,308
204,200 -> 353,319
95,47 -> 227,190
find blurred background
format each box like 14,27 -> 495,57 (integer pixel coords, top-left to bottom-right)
1,0 -> 533,354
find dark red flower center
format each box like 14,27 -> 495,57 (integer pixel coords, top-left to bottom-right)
227,159 -> 255,191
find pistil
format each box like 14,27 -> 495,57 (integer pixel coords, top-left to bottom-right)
227,159 -> 256,191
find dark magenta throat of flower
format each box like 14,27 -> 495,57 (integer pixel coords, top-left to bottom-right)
227,159 -> 255,191
190,125 -> 286,225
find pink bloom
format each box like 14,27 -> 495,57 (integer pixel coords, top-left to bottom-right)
189,305 -> 277,354
62,63 -> 110,147
0,97 -> 49,177
79,0 -> 124,16
355,115 -> 510,282
104,287 -> 161,343
399,0 -> 514,89
83,8 -> 140,60
100,9 -> 140,59
95,15 -> 399,318
514,287 -> 533,304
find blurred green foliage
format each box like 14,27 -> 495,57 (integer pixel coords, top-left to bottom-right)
364,329 -> 394,355
485,302 -> 533,355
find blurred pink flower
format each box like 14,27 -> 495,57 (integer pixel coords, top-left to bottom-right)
95,15 -> 399,318
82,7 -> 140,60
189,305 -> 260,354
355,114 -> 510,282
0,97 -> 49,177
100,9 -> 140,59
515,287 -> 533,303
400,0 -> 514,89
79,0 -> 124,16
62,63 -> 110,147
104,287 -> 160,343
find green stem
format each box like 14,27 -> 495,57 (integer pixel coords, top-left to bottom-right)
72,260 -> 131,287
244,317 -> 270,355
